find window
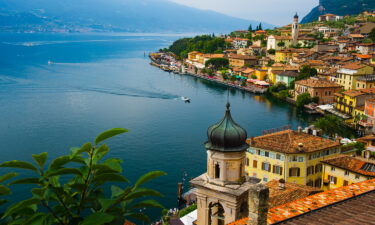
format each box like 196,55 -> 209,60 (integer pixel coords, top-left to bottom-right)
315,164 -> 322,173
246,158 -> 250,166
329,175 -> 337,184
331,166 -> 335,171
306,180 -> 314,187
315,178 -> 322,188
273,165 -> 283,175
355,174 -> 360,179
260,150 -> 265,156
307,166 -> 314,175
308,154 -> 312,160
298,156 -> 304,162
265,151 -> 269,157
289,167 -> 300,177
263,177 -> 268,182
276,154 -> 281,160
257,150 -> 261,155
344,170 -> 349,176
248,148 -> 255,154
215,164 -> 220,179
253,160 -> 258,168
290,156 -> 298,162
343,180 -> 349,186
270,152 -> 276,159
262,162 -> 271,172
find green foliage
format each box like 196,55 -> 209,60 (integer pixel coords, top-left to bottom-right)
277,90 -> 291,100
267,49 -> 276,55
229,75 -> 237,82
248,24 -> 253,32
277,41 -> 285,47
296,92 -> 313,109
251,75 -> 257,79
314,115 -> 354,138
205,58 -> 229,70
178,204 -> 197,218
296,65 -> 317,81
268,82 -> 287,93
167,35 -> 228,59
0,128 -> 166,225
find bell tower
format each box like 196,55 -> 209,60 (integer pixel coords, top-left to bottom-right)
191,103 -> 267,225
292,13 -> 299,45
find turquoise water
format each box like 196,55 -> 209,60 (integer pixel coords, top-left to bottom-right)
0,33 -> 314,221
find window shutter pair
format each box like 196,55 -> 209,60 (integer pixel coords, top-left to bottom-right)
279,167 -> 283,175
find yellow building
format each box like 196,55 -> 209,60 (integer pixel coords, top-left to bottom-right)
228,54 -> 257,67
334,88 -> 375,118
246,129 -> 341,188
355,75 -> 375,89
267,63 -> 299,84
254,68 -> 268,80
321,155 -> 375,191
333,63 -> 374,90
275,49 -> 297,63
187,51 -> 201,61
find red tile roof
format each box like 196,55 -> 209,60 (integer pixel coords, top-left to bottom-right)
295,78 -> 341,88
321,155 -> 375,177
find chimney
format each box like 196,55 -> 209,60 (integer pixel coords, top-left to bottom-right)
298,143 -> 304,152
248,184 -> 269,225
278,179 -> 286,190
297,126 -> 302,133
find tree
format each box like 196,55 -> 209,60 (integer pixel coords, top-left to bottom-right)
267,49 -> 276,55
297,65 -> 317,81
205,58 -> 229,71
296,92 -> 313,108
277,41 -> 286,48
248,24 -> 253,32
369,28 -> 375,42
314,115 -> 354,138
258,23 -> 263,30
0,128 -> 166,225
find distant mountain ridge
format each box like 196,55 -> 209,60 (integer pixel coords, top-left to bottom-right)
302,0 -> 375,23
0,0 -> 274,33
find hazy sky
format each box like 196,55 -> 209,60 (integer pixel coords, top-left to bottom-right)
169,0 -> 319,26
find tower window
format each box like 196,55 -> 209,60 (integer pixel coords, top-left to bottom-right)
215,164 -> 220,179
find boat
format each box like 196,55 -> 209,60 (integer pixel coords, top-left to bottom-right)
48,60 -> 53,65
181,97 -> 191,103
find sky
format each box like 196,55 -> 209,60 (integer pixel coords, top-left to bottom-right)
169,0 -> 319,26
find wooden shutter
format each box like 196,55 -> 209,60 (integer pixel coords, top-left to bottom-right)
311,166 -> 315,174
253,160 -> 258,168
297,168 -> 300,177
334,177 -> 337,184
268,164 -> 271,172
289,168 -> 292,177
280,167 -> 283,175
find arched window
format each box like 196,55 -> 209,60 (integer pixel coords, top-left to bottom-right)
215,164 -> 220,179
209,202 -> 225,225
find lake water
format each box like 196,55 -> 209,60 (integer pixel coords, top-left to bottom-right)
0,33 -> 314,221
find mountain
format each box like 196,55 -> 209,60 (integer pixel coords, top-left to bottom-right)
302,0 -> 375,23
0,0 -> 273,33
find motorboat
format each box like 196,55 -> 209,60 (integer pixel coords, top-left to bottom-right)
48,60 -> 53,65
181,97 -> 190,103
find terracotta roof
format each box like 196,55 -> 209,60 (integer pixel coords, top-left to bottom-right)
295,78 -> 341,88
228,54 -> 257,60
360,88 -> 375,94
349,34 -> 365,38
342,89 -> 365,97
266,180 -> 321,208
202,54 -> 225,58
341,62 -> 367,70
321,155 -> 375,177
356,54 -> 372,59
228,179 -> 375,225
247,130 -> 340,154
273,71 -> 299,77
357,134 -> 375,142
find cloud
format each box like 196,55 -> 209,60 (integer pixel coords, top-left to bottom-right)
168,0 -> 318,26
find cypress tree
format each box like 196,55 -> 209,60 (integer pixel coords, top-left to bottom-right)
248,24 -> 253,32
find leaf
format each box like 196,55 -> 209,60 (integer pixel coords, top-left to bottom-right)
111,185 -> 124,198
0,172 -> 18,183
46,168 -> 83,177
0,185 -> 11,196
2,198 -> 40,218
0,160 -> 38,172
93,164 -> 118,174
48,156 -> 71,170
79,212 -> 115,225
32,152 -> 48,168
78,142 -> 92,154
31,188 -> 45,199
98,198 -> 116,212
122,188 -> 163,201
93,173 -> 128,185
94,144 -> 109,161
134,171 -> 166,189
95,128 -> 128,145
102,158 -> 123,173
10,178 -> 41,185
130,200 -> 164,209
0,199 -> 7,206
24,213 -> 48,225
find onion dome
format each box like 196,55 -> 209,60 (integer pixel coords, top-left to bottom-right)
205,103 -> 249,152
294,13 -> 299,19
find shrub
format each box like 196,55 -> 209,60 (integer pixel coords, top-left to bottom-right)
178,204 -> 197,218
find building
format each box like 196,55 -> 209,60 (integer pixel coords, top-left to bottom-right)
355,74 -> 375,89
246,129 -> 341,188
334,88 -> 375,118
266,35 -> 292,50
274,71 -> 298,87
294,77 -> 342,105
318,13 -> 343,22
228,54 -> 258,67
321,155 -> 375,190
292,13 -> 299,45
357,134 -> 375,159
190,103 -> 269,225
334,63 -> 374,90
356,43 -> 375,55
232,38 -> 249,49
229,177 -> 375,225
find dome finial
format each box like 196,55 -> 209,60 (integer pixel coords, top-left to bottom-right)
226,102 -> 230,111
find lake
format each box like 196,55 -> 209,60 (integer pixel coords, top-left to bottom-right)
0,33 -> 314,221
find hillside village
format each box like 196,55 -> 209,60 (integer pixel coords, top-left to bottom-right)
150,11 -> 375,225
